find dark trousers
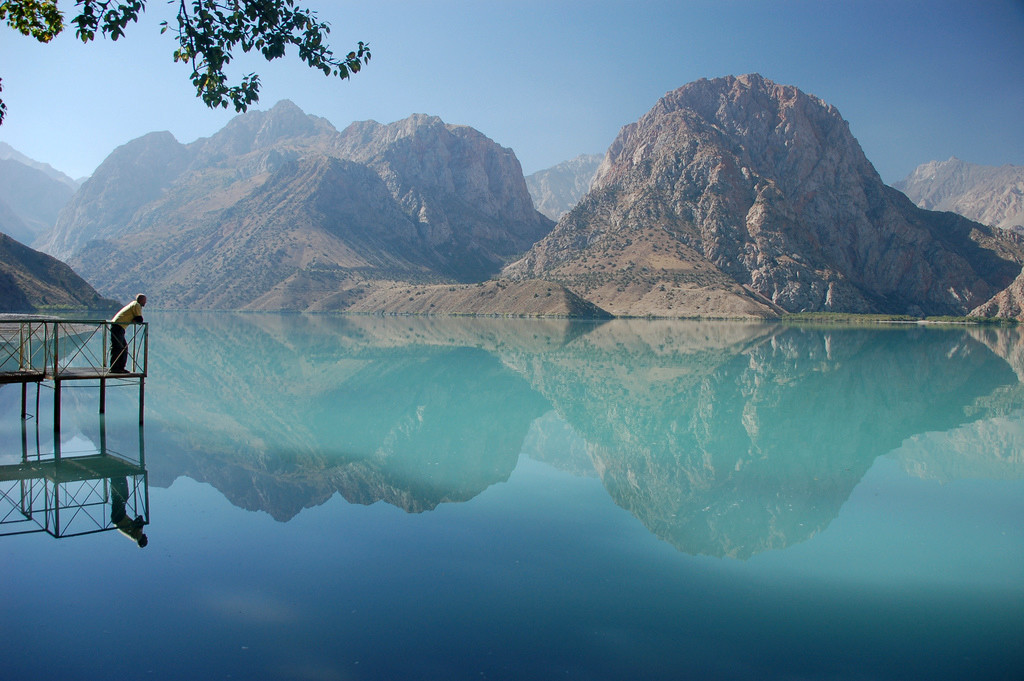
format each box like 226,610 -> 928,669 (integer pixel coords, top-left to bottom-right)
110,324 -> 128,372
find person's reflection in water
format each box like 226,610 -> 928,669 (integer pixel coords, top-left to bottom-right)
110,476 -> 148,547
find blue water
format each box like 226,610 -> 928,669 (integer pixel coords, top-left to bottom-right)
1,313 -> 1022,680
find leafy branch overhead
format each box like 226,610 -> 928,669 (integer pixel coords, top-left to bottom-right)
0,0 -> 371,125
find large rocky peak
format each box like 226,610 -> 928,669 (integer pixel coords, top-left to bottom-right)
509,74 -> 1024,317
332,114 -> 552,269
594,73 -> 871,193
190,99 -> 338,164
336,114 -> 545,225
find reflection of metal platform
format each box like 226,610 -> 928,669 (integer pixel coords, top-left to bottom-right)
0,452 -> 149,539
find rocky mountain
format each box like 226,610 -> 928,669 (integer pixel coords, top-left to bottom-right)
525,153 -> 603,220
0,157 -> 75,244
44,101 -> 553,309
895,157 -> 1024,231
505,74 -> 1024,318
333,114 -> 553,274
0,232 -> 118,312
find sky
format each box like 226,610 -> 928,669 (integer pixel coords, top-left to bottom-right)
0,0 -> 1022,184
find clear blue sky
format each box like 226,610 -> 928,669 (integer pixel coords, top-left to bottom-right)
1,0 -> 1021,184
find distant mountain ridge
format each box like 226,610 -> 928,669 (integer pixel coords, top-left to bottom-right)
506,74 -> 1024,318
895,157 -> 1024,231
525,153 -> 602,220
0,142 -> 80,190
0,157 -> 75,245
22,79 -> 1024,319
44,101 -> 554,309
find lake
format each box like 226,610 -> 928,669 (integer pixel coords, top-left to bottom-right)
1,312 -> 1022,680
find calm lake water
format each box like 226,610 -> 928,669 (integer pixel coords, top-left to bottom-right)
1,312 -> 1022,680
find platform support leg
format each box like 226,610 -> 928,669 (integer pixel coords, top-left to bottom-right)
53,378 -> 61,441
100,378 -> 106,415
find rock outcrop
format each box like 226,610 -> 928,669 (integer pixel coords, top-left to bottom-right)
506,74 -> 1024,317
333,114 -> 553,280
895,157 -> 1024,231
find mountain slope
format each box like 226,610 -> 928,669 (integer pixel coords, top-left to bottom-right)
333,114 -> 554,280
506,74 -> 1024,317
39,131 -> 192,260
0,232 -> 118,312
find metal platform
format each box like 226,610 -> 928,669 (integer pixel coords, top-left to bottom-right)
1,317 -> 148,434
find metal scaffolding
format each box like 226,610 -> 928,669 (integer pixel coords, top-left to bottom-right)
1,317 -> 151,541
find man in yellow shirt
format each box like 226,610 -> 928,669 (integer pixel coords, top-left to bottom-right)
109,294 -> 147,373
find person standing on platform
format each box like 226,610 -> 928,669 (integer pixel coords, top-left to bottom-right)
109,294 -> 146,374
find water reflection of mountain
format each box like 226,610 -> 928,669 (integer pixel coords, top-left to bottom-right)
147,314 -> 557,518
145,313 -> 1024,556
504,322 -> 1021,557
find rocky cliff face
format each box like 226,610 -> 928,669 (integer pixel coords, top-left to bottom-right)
49,101 -> 553,308
895,157 -> 1024,231
333,114 -> 553,280
506,74 -> 1024,317
525,153 -> 603,220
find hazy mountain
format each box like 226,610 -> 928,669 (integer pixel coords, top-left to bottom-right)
0,196 -> 34,245
525,153 -> 603,220
0,232 -> 118,312
505,74 -> 1024,318
894,157 -> 1024,231
49,101 -> 553,308
0,158 -> 75,244
0,142 -> 80,189
39,131 -> 192,260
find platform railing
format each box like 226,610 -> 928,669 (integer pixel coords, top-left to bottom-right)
48,319 -> 148,378
0,318 -> 48,382
1,318 -> 148,379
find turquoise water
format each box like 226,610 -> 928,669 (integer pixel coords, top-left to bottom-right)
1,313 -> 1022,680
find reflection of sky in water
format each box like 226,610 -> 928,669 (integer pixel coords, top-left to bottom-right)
1,314 -> 1022,680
